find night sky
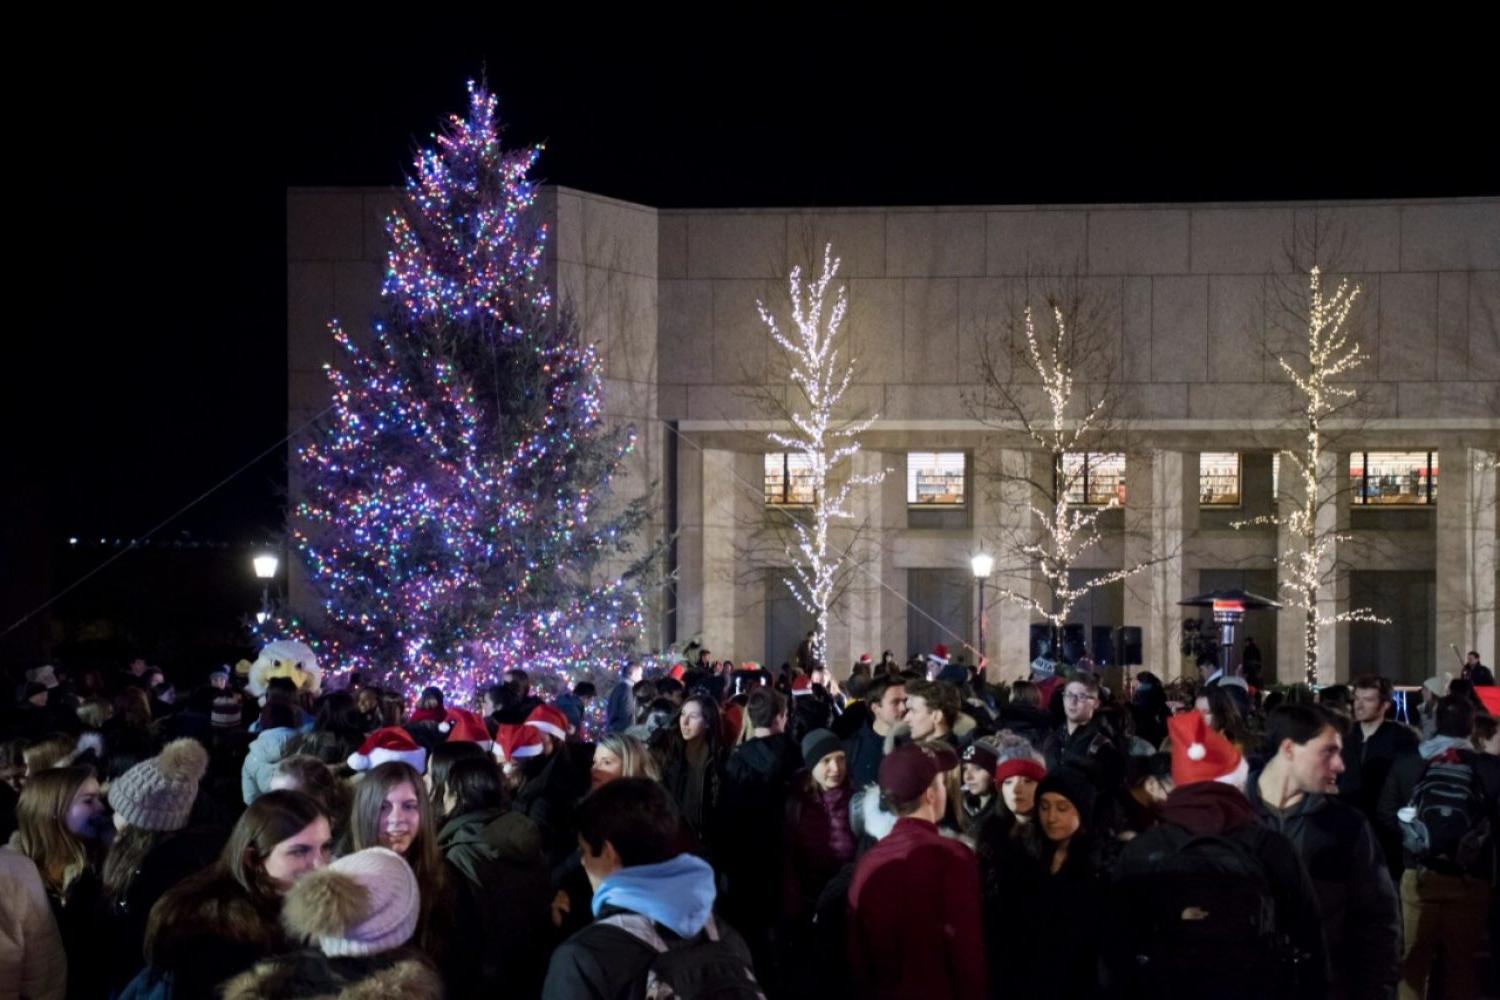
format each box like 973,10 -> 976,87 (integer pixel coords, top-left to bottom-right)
12,37 -> 1497,623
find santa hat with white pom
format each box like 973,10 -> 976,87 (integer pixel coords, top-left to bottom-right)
347,727 -> 428,773
1168,709 -> 1248,790
438,708 -> 493,751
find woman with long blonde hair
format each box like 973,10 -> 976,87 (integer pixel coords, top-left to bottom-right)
12,766 -> 111,998
589,732 -> 661,791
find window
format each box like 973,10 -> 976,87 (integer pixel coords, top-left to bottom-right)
1350,451 -> 1437,505
907,452 -> 966,506
1200,453 -> 1242,506
764,452 -> 816,505
1061,452 -> 1126,506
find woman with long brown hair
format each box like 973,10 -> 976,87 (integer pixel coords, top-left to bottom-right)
651,693 -> 726,849
135,789 -> 332,997
346,761 -> 453,969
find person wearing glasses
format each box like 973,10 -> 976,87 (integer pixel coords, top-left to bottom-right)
1041,674 -> 1122,792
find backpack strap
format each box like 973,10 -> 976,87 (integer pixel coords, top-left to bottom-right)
599,913 -> 668,953
600,913 -> 720,950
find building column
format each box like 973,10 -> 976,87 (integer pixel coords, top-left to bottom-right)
675,446 -> 744,654
1124,450 -> 1197,681
1437,448 -> 1498,673
828,450 -> 890,673
983,448 -> 1049,681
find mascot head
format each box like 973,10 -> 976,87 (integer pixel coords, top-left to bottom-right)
245,639 -> 322,700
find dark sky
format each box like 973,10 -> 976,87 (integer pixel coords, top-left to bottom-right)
17,38 -> 1499,553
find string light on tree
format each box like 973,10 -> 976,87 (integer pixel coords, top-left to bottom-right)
757,244 -> 885,667
985,305 -> 1152,632
258,81 -> 651,700
1233,267 -> 1387,686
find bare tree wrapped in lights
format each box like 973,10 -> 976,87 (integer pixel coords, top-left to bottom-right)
271,83 -> 652,698
756,245 -> 885,667
972,294 -> 1153,635
1234,266 -> 1385,686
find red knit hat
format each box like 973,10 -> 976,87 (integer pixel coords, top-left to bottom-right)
493,723 -> 544,762
994,757 -> 1047,785
524,703 -> 569,741
1168,710 -> 1248,788
347,727 -> 427,773
440,708 -> 492,750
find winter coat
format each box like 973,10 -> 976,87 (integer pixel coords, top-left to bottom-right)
782,778 -> 854,921
143,869 -> 286,1000
1109,782 -> 1328,1000
1338,719 -> 1418,873
1376,734 -> 1500,873
1247,776 -> 1400,1000
656,742 -> 725,851
240,726 -> 299,804
0,847 -> 66,1000
512,747 -> 587,869
722,734 -> 802,922
605,680 -> 635,734
103,826 -> 227,993
36,860 -> 104,1000
221,948 -> 442,1000
1339,720 -> 1419,817
975,813 -> 1044,999
847,816 -> 986,1000
541,854 -> 754,1000
437,806 -> 552,1000
843,721 -> 887,790
1042,716 -> 1124,790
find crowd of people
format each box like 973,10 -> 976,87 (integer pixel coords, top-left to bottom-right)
0,644 -> 1497,999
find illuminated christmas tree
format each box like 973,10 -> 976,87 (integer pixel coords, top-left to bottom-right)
284,82 -> 649,697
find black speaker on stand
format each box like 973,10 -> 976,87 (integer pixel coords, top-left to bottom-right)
1091,626 -> 1115,666
1061,623 -> 1086,665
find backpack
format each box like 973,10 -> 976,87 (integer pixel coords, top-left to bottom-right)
599,913 -> 766,1000
1399,748 -> 1493,874
1113,824 -> 1299,998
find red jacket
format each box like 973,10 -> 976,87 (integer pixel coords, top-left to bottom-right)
848,816 -> 986,1000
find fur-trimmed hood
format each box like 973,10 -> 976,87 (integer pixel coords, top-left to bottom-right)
221,947 -> 441,1000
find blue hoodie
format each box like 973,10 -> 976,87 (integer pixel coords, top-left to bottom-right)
590,854 -> 716,939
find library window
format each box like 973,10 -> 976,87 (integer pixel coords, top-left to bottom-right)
1351,451 -> 1437,505
1061,452 -> 1126,506
764,452 -> 817,505
1200,453 -> 1242,506
907,452 -> 966,506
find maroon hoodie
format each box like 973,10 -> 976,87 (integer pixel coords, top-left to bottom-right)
1158,781 -> 1258,835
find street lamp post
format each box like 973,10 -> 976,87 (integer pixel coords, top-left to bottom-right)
970,553 -> 993,667
253,553 -> 279,623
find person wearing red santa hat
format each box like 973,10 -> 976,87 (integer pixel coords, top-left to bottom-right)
346,727 -> 428,773
1106,710 -> 1327,1000
491,723 -> 545,791
511,703 -> 587,867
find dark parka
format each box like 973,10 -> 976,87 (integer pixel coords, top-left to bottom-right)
1246,777 -> 1401,1000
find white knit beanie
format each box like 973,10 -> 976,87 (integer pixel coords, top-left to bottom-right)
281,847 -> 419,958
107,738 -> 208,831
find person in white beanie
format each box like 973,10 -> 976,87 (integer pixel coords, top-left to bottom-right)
100,738 -> 226,994
220,846 -> 440,999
